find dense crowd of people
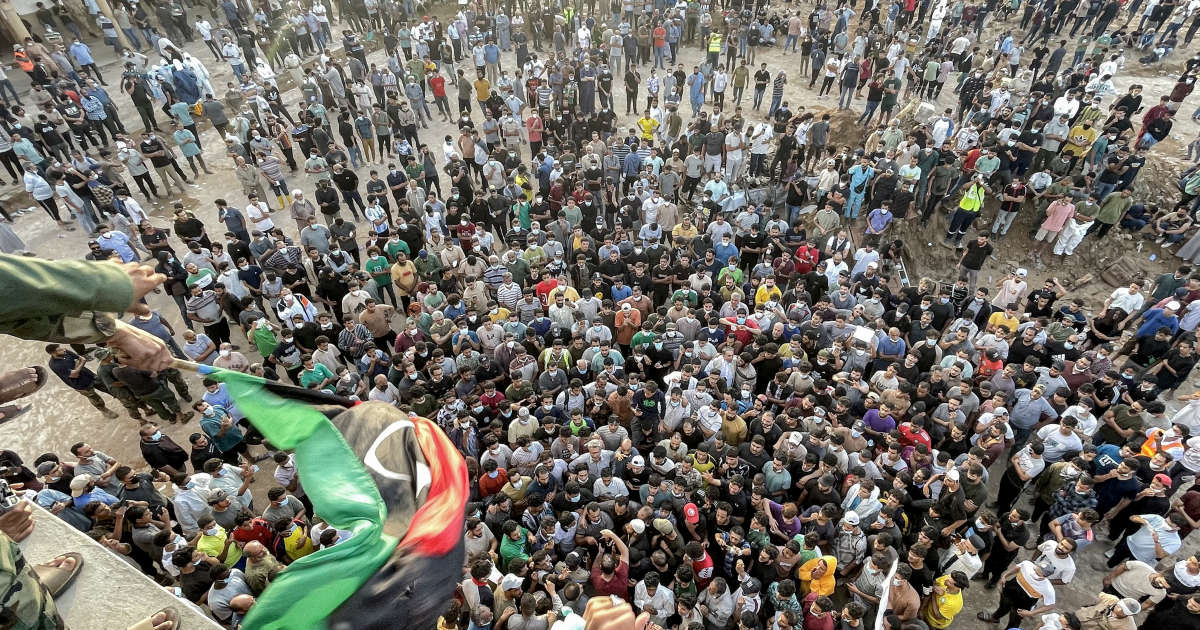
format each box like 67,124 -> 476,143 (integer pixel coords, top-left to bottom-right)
3,0 -> 1200,628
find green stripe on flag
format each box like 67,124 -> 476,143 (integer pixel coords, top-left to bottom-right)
214,371 -> 396,630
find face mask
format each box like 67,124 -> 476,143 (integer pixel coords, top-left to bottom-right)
148,431 -> 162,441
205,527 -> 219,536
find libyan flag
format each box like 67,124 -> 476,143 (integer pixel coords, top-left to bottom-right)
210,369 -> 469,630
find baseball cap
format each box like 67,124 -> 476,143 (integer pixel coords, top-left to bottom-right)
630,455 -> 645,467
500,573 -> 523,591
36,461 -> 57,476
843,510 -> 860,526
630,518 -> 646,534
208,489 -> 229,505
684,503 -> 700,524
653,518 -> 674,535
69,474 -> 92,497
1118,599 -> 1142,616
994,407 -> 1009,415
1154,473 -> 1173,488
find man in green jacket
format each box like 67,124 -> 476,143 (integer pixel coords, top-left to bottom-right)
1089,188 -> 1133,240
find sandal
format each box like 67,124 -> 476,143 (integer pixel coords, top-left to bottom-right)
0,366 -> 46,404
126,607 -> 180,630
0,404 -> 30,424
32,552 -> 83,597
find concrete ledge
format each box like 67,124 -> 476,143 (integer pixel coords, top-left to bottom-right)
18,504 -> 223,630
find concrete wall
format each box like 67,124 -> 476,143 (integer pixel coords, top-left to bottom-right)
18,504 -> 223,630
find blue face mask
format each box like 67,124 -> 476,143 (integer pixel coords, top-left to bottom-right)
148,431 -> 162,442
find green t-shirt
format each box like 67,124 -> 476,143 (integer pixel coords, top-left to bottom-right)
299,364 -> 335,390
515,201 -> 531,229
365,255 -> 391,286
499,528 -> 530,567
881,78 -> 901,108
186,267 -> 216,288
384,239 -> 410,261
631,330 -> 656,348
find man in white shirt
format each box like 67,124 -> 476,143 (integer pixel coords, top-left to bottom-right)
1105,280 -> 1146,315
633,568 -> 676,625
1034,538 -> 1077,584
367,373 -> 400,406
1053,92 -> 1080,120
1034,418 -> 1084,462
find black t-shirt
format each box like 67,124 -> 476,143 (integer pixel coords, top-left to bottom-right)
35,121 -> 63,145
112,366 -> 161,396
960,240 -> 993,270
754,69 -> 770,89
140,138 -> 172,167
1001,183 -> 1027,212
179,569 -> 214,603
631,389 -> 664,424
1098,158 -> 1122,184
1120,154 -> 1146,181
59,103 -> 86,127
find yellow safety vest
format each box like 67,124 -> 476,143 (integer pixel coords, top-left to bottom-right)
959,184 -> 985,212
709,33 -> 723,52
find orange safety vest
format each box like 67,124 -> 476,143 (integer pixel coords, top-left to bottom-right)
1140,428 -> 1184,458
13,50 -> 33,73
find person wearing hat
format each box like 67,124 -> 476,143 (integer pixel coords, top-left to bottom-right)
1074,593 -> 1140,630
68,472 -> 119,509
979,559 -> 1057,628
939,531 -> 986,578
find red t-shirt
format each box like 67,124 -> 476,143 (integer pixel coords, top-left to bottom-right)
430,75 -> 446,99
963,148 -> 981,172
231,519 -> 274,547
691,551 -> 715,588
590,561 -> 629,598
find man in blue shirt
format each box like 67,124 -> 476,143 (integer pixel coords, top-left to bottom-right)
69,38 -> 106,85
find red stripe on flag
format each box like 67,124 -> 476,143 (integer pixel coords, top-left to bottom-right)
398,414 -> 469,556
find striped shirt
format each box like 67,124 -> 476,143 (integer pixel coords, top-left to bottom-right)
497,283 -> 523,309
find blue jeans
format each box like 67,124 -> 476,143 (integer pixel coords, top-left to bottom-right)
1138,132 -> 1159,149
785,34 -> 798,51
267,178 -> 290,196
348,145 -> 364,169
858,100 -> 880,124
654,45 -> 666,68
122,27 -> 143,50
1094,181 -> 1116,201
838,85 -> 855,109
768,93 -> 782,117
0,79 -> 19,104
231,62 -> 246,81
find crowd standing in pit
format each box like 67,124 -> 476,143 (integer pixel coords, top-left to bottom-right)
5,0 -> 1200,628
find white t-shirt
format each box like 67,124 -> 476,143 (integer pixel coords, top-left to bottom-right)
246,201 -> 273,230
1015,561 -> 1056,606
1035,540 -> 1077,584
